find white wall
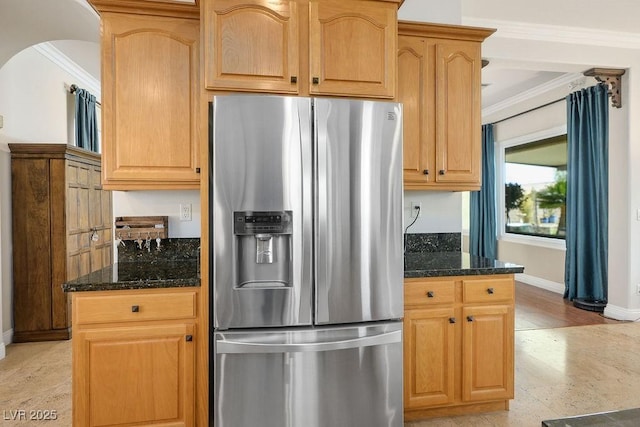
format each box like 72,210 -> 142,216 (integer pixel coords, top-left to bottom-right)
404,191 -> 462,234
399,0 -> 461,25
0,48 -> 75,144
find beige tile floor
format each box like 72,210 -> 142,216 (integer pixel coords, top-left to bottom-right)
1,323 -> 640,426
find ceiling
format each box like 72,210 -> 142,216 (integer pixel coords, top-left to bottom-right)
1,0 -> 638,116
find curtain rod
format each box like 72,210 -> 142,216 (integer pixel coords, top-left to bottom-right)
489,76 -> 621,126
68,84 -> 101,107
489,96 -> 565,126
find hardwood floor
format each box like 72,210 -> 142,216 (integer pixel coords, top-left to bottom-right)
515,281 -> 621,330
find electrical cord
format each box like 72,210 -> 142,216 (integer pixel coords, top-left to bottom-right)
403,205 -> 421,255
404,205 -> 421,235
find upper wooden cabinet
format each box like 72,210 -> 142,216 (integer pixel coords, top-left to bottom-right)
309,0 -> 397,97
97,8 -> 200,190
203,0 -> 399,98
203,0 -> 299,93
398,22 -> 494,191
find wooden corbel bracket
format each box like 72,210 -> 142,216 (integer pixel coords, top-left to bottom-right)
583,68 -> 626,108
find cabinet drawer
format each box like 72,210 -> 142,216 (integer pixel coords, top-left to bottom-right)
462,277 -> 514,303
74,290 -> 197,325
405,280 -> 455,307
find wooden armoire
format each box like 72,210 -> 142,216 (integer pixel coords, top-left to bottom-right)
10,144 -> 112,342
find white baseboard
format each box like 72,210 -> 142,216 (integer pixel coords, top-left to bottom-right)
604,304 -> 640,322
516,273 -> 565,294
3,328 -> 13,346
0,329 -> 11,360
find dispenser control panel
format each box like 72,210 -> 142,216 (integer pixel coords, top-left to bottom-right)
234,211 -> 293,235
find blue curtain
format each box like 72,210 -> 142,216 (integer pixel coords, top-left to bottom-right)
75,88 -> 99,152
564,84 -> 608,301
470,124 -> 496,259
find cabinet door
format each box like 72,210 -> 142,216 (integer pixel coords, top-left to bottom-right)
88,165 -> 112,272
404,307 -> 456,408
435,40 -> 481,185
398,35 -> 432,185
102,13 -> 200,189
66,160 -> 93,282
462,305 -> 514,402
204,0 -> 299,93
73,323 -> 195,426
309,0 -> 396,98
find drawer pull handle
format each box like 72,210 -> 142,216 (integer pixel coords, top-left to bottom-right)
449,317 -> 456,324
487,288 -> 495,294
131,305 -> 139,313
186,335 -> 193,342
467,315 -> 474,322
426,291 -> 434,298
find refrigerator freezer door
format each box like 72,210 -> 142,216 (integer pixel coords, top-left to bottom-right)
315,98 -> 404,325
211,96 -> 313,329
214,322 -> 403,427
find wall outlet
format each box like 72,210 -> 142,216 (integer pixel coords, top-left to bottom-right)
180,203 -> 192,221
410,202 -> 422,218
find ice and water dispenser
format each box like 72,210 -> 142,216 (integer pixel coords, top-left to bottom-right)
230,211 -> 295,326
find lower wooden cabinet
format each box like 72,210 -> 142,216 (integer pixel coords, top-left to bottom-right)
72,288 -> 198,427
404,307 -> 456,408
404,275 -> 514,420
462,304 -> 514,403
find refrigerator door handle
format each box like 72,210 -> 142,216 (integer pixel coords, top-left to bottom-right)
216,329 -> 401,354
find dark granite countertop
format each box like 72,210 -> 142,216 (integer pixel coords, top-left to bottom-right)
542,408 -> 640,426
404,252 -> 524,278
62,261 -> 200,292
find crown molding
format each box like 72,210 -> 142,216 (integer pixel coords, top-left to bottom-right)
462,17 -> 640,50
32,42 -> 101,101
482,72 -> 583,119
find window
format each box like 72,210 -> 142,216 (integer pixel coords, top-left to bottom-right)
503,133 -> 567,240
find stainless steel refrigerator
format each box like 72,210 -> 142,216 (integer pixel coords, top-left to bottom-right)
210,95 -> 403,427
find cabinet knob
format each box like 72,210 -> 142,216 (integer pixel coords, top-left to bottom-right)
439,169 -> 445,175
423,169 -> 429,175
449,317 -> 456,324
131,305 -> 139,313
487,287 -> 495,294
426,291 -> 434,298
186,335 -> 193,342
312,77 -> 320,85
195,167 -> 201,174
466,315 -> 474,322
291,76 -> 298,84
